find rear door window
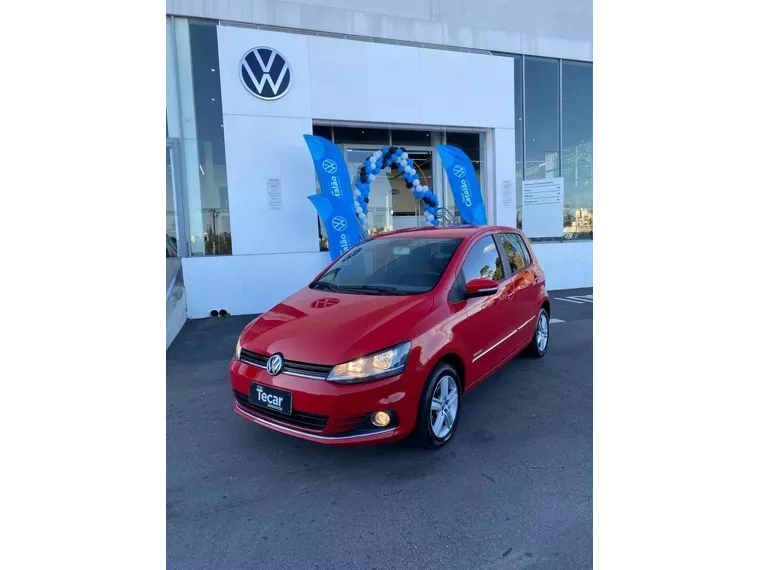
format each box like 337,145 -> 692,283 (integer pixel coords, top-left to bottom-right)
498,233 -> 532,273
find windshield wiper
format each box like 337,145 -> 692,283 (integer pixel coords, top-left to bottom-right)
339,285 -> 405,296
311,280 -> 342,292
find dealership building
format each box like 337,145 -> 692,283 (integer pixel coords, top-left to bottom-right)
165,0 -> 592,342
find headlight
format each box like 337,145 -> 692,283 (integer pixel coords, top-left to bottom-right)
327,342 -> 411,383
234,335 -> 242,360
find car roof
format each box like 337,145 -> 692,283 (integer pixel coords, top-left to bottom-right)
371,225 -> 518,240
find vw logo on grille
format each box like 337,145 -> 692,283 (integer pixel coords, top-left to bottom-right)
266,353 -> 284,376
322,159 -> 338,174
453,165 -> 466,178
331,216 -> 348,232
239,47 -> 292,101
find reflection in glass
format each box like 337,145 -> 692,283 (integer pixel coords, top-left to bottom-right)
461,236 -> 504,282
562,61 -> 593,239
187,21 -> 232,255
166,147 -> 178,258
524,57 -> 560,182
312,237 -> 463,295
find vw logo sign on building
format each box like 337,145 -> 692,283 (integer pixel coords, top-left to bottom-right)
331,216 -> 348,232
266,353 -> 284,376
322,159 -> 338,174
239,47 -> 292,100
453,165 -> 467,178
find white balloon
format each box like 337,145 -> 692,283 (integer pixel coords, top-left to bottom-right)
409,169 -> 416,177
356,206 -> 362,214
374,150 -> 383,159
401,152 -> 408,160
353,189 -> 361,197
368,174 -> 376,182
400,159 -> 408,168
421,185 -> 429,193
412,179 -> 421,187
369,156 -> 376,165
404,165 -> 411,173
358,212 -> 366,220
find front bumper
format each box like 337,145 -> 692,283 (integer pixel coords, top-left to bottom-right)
229,359 -> 419,445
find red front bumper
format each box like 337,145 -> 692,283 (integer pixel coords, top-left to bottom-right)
229,359 -> 421,445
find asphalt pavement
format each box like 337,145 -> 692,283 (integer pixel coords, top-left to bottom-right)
167,290 -> 592,569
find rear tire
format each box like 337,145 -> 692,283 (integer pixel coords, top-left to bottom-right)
412,363 -> 462,449
526,307 -> 550,358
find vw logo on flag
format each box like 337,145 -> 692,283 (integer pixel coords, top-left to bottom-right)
239,47 -> 292,101
453,165 -> 467,178
322,159 -> 338,174
331,216 -> 348,232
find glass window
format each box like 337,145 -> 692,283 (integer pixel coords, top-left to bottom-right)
524,57 -> 560,182
167,20 -> 232,255
514,55 -> 524,230
312,237 -> 462,295
312,124 -> 333,141
391,129 -> 432,146
562,61 -> 593,239
332,126 -> 390,146
461,236 -> 504,282
166,147 -> 178,258
499,233 -> 531,273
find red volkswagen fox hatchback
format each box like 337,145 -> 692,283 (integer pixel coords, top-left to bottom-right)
230,226 -> 550,448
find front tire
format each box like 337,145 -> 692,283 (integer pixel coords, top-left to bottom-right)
527,307 -> 550,358
412,363 -> 462,449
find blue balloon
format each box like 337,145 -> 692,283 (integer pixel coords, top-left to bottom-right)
382,146 -> 389,154
431,219 -> 440,226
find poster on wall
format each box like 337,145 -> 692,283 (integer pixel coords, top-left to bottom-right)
522,177 -> 564,238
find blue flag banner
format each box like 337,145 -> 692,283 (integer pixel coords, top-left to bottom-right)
435,144 -> 488,225
303,135 -> 362,260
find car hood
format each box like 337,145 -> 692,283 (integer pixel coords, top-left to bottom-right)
241,287 -> 434,365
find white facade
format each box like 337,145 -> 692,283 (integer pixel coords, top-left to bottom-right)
166,1 -> 592,319
165,0 -> 593,61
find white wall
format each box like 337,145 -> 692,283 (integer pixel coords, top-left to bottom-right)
165,0 -> 593,62
533,241 -> 593,291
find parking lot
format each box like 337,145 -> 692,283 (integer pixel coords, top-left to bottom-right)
167,288 -> 592,569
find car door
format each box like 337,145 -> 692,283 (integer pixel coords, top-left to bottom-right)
451,234 -> 520,384
497,232 -> 539,350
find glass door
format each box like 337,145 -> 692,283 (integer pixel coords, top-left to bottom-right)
343,145 -> 435,235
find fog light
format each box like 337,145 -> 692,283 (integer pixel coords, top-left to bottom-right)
371,411 -> 391,427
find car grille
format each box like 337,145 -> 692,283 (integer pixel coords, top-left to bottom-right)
239,349 -> 333,380
234,391 -> 329,432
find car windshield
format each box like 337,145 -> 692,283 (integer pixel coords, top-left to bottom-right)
310,237 -> 463,295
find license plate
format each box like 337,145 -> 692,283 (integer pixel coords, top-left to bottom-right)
249,383 -> 292,415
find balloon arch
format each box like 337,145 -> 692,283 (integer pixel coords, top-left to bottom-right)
351,146 -> 440,232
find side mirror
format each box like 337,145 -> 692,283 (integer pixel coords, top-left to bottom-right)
464,278 -> 499,298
